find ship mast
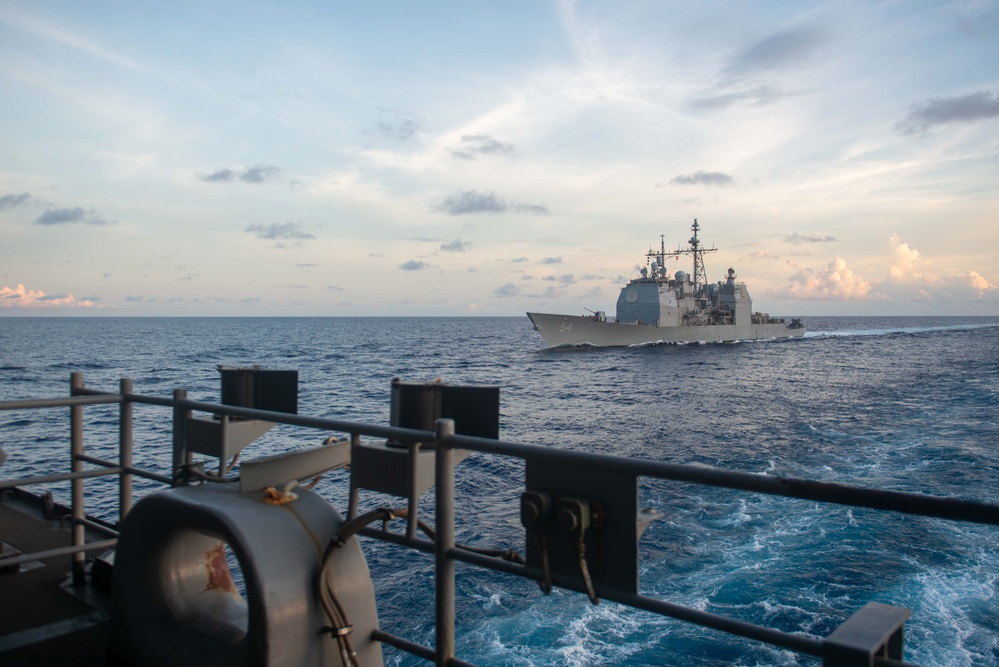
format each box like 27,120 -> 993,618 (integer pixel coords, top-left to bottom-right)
673,219 -> 717,288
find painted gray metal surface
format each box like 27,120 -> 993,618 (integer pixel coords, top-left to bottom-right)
109,484 -> 383,667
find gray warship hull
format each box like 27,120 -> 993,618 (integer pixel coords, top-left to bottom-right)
527,312 -> 804,347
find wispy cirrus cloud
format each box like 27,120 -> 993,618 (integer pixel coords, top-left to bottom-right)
785,232 -> 836,244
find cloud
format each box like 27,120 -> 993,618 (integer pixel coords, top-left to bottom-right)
432,189 -> 549,216
400,260 -> 428,271
785,232 -> 837,244
35,207 -> 112,226
0,193 -> 32,210
728,27 -> 828,74
246,222 -> 315,240
371,109 -> 426,141
880,234 -> 995,301
686,85 -> 792,111
541,257 -> 562,265
1,284 -> 101,309
240,165 -> 283,183
492,283 -> 521,297
440,239 -> 471,252
197,164 -> 283,183
896,91 -> 999,135
449,134 -> 515,160
771,258 -> 872,300
669,171 -> 735,187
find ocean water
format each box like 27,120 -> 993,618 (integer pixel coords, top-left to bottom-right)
1,315 -> 998,666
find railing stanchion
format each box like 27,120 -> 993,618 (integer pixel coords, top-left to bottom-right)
70,372 -> 86,586
119,378 -> 134,519
434,418 -> 457,667
171,388 -> 189,487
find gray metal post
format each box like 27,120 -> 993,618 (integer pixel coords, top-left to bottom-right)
70,372 -> 86,586
119,378 -> 134,519
348,432 -> 361,519
407,442 -> 420,541
171,388 -> 189,487
434,418 -> 456,667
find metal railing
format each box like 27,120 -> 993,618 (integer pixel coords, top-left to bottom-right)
3,373 -> 998,666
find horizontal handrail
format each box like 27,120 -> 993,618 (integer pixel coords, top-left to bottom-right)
0,539 -> 117,570
448,432 -> 999,526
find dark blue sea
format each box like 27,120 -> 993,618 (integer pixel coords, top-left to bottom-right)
1,316 -> 998,666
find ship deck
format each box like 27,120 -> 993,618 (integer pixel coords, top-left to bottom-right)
0,490 -> 110,666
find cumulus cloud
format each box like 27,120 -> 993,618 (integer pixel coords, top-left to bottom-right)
881,234 -> 996,302
896,91 -> 999,135
246,222 -> 315,240
669,171 -> 735,187
197,164 -> 283,183
541,257 -> 562,265
449,134 -> 515,160
785,232 -> 837,244
440,239 -> 471,252
35,207 -> 112,226
493,283 -> 521,297
773,258 -> 872,300
432,189 -> 549,216
400,260 -> 428,271
1,284 -> 101,309
0,193 -> 32,210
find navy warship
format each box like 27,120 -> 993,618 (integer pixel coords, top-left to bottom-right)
527,219 -> 804,347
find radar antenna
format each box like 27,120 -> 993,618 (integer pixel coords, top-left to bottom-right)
672,219 -> 717,288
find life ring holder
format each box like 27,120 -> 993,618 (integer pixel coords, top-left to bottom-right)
109,484 -> 382,666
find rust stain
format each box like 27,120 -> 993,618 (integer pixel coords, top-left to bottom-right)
261,485 -> 298,505
204,542 -> 237,593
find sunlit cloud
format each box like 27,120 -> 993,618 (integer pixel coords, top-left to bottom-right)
0,283 -> 102,308
771,258 -> 873,300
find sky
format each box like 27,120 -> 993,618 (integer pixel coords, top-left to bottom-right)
1,1 -> 998,317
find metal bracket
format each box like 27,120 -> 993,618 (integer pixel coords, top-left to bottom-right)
824,601 -> 911,666
523,459 -> 644,596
